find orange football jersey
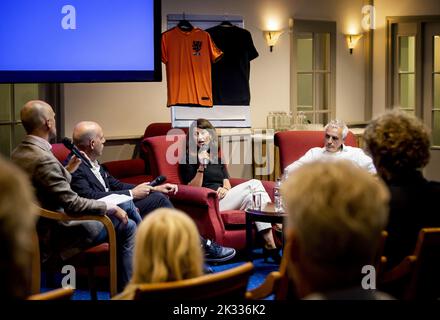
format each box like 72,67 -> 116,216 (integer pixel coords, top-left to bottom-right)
162,27 -> 223,107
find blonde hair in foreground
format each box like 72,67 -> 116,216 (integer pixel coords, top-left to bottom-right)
131,208 -> 204,284
281,160 -> 389,283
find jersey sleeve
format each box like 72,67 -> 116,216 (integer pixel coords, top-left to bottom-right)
161,32 -> 168,64
208,33 -> 223,63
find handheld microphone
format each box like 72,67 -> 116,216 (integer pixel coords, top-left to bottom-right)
198,144 -> 210,167
61,137 -> 92,168
148,175 -> 166,187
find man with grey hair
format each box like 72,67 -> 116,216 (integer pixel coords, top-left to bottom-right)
281,160 -> 391,299
284,119 -> 376,174
11,100 -> 135,291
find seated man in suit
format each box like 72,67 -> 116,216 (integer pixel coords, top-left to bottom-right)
281,161 -> 392,299
284,120 -> 376,175
70,121 -> 177,223
70,121 -> 236,264
11,100 -> 135,291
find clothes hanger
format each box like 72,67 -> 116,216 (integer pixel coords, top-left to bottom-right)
219,20 -> 233,27
177,12 -> 193,31
219,14 -> 233,27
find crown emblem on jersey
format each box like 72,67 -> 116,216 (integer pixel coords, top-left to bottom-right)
192,41 -> 202,55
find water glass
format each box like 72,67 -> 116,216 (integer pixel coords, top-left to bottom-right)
252,192 -> 262,210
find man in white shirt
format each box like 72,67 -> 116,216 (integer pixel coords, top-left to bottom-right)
284,120 -> 376,175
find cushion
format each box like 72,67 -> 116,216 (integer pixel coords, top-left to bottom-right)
220,210 -> 246,227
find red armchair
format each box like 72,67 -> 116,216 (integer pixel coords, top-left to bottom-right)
102,123 -> 186,185
50,143 -> 151,185
101,158 -> 152,185
142,135 -> 275,250
139,122 -> 187,167
51,143 -> 71,163
274,130 -> 358,171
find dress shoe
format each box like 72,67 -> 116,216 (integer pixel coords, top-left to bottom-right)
263,247 -> 282,264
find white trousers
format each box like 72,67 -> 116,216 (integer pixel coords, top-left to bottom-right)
219,179 -> 272,231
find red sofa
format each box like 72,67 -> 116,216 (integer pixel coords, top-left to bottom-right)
274,130 -> 358,171
50,142 -> 152,185
139,122 -> 188,170
101,158 -> 152,185
102,122 -> 187,185
142,134 -> 275,251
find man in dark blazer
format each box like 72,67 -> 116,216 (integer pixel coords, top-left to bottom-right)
70,121 -> 237,264
69,121 -> 177,221
11,100 -> 135,291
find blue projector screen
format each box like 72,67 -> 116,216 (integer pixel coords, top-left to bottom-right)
0,0 -> 161,82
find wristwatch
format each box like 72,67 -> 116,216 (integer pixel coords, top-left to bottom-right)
197,169 -> 204,173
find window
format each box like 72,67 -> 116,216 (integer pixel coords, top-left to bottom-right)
291,20 -> 336,125
0,84 -> 62,157
0,84 -> 38,156
387,17 -> 440,148
431,34 -> 440,146
398,35 -> 416,114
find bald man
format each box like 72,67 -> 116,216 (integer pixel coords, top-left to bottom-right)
70,121 -> 176,220
11,100 -> 135,291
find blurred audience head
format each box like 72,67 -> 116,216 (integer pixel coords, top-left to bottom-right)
130,208 -> 203,285
363,110 -> 431,181
281,160 -> 389,297
0,155 -> 38,299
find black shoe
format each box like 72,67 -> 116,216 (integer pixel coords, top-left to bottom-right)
263,247 -> 282,264
204,239 -> 236,263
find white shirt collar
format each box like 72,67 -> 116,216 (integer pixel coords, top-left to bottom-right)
29,135 -> 52,150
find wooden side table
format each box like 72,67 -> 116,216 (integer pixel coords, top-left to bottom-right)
245,202 -> 287,261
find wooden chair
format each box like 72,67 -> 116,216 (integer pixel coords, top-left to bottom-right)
375,231 -> 388,279
133,262 -> 254,301
31,229 -> 41,295
37,207 -> 118,298
27,287 -> 74,300
247,231 -> 388,300
246,243 -> 293,300
380,228 -> 440,300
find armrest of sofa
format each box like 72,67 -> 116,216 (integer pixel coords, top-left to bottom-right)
167,184 -> 226,243
168,184 -> 218,206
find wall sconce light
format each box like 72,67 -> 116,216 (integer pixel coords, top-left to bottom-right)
264,30 -> 284,52
345,34 -> 363,54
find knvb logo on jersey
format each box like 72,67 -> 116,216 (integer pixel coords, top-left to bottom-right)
192,41 -> 202,56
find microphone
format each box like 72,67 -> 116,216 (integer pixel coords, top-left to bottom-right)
148,175 -> 166,187
61,137 -> 92,168
198,144 -> 210,167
